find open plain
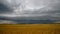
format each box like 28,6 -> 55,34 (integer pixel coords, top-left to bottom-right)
0,24 -> 60,34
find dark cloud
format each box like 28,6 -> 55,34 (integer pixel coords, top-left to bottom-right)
0,3 -> 13,14
0,0 -> 60,24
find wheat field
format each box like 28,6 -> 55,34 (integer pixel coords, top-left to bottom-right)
0,24 -> 60,34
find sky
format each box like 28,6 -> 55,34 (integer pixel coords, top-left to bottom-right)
0,0 -> 60,23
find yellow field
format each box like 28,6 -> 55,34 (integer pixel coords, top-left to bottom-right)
0,24 -> 60,34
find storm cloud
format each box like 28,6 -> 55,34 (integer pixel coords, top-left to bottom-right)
0,0 -> 60,23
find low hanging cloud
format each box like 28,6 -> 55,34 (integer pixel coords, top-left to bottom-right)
0,0 -> 60,23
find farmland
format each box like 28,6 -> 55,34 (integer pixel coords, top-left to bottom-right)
0,24 -> 60,34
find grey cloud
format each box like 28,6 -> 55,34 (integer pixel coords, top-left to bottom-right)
0,0 -> 14,14
0,3 -> 13,14
0,0 -> 60,23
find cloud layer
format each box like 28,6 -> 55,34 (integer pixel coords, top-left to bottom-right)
0,0 -> 60,23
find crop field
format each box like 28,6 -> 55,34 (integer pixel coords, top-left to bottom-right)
0,24 -> 60,34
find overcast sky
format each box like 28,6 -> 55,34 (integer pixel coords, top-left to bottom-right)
0,0 -> 60,23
